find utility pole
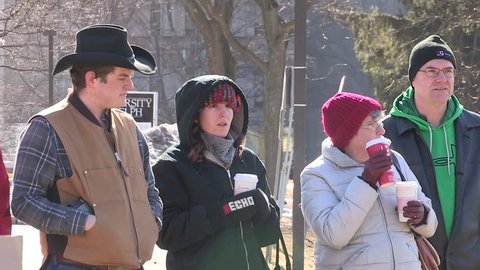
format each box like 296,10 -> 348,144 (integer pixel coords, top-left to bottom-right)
44,29 -> 56,106
292,0 -> 307,269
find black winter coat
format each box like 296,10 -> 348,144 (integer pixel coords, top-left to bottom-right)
384,110 -> 480,270
154,146 -> 279,270
154,75 -> 280,270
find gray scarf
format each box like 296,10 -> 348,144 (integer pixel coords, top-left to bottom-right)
200,132 -> 236,168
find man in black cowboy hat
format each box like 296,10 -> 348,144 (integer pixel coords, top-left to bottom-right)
11,24 -> 163,270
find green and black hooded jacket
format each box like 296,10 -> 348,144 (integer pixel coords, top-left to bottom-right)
390,86 -> 462,238
384,86 -> 480,270
153,75 -> 280,270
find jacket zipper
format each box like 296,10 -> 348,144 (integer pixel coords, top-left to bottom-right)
106,131 -> 142,268
240,221 -> 250,270
226,168 -> 250,269
377,194 -> 396,269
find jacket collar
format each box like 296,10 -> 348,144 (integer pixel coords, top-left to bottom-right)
68,92 -> 111,130
388,109 -> 480,137
454,110 -> 480,130
384,114 -> 418,137
322,137 -> 362,169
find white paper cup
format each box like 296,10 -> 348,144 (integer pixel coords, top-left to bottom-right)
395,181 -> 418,222
234,173 -> 258,195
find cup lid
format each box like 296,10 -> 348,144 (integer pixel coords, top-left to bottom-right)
234,173 -> 258,182
365,136 -> 391,149
395,181 -> 418,187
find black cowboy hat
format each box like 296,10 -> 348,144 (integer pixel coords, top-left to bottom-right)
53,24 -> 157,75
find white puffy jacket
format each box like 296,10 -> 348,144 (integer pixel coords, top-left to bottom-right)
301,138 -> 437,270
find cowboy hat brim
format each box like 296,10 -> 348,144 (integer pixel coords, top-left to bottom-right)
53,45 -> 157,75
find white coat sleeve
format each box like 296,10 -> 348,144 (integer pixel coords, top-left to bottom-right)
300,168 -> 378,250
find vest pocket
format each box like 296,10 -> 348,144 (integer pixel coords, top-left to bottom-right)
63,167 -> 146,266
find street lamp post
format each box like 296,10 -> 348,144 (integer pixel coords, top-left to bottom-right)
292,0 -> 307,269
43,30 -> 56,106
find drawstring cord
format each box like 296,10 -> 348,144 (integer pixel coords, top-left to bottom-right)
443,126 -> 451,175
427,126 -> 433,152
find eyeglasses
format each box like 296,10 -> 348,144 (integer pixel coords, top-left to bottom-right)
361,121 -> 384,131
417,68 -> 455,78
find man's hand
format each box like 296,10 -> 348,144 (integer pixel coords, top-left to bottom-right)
85,215 -> 96,231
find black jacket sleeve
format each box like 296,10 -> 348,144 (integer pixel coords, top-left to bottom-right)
247,151 -> 281,247
153,157 -> 216,252
154,148 -> 281,252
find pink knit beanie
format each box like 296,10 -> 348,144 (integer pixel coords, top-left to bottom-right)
321,92 -> 382,148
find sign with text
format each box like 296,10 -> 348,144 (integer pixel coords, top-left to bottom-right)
120,91 -> 158,130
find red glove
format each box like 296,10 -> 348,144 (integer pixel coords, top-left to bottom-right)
362,150 -> 393,187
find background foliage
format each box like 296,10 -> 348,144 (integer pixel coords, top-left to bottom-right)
330,0 -> 480,112
0,0 -> 300,191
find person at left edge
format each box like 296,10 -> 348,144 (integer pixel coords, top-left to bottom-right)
11,24 -> 162,269
153,75 -> 281,270
0,146 -> 11,235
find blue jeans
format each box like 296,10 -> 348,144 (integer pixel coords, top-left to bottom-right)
40,255 -> 144,270
41,259 -> 99,270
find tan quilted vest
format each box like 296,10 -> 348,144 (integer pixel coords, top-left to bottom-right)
40,99 -> 158,267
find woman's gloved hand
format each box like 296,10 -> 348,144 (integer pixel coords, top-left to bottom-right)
403,200 -> 427,225
205,188 -> 271,232
361,150 -> 393,188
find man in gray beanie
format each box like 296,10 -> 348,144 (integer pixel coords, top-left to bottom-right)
383,35 -> 480,270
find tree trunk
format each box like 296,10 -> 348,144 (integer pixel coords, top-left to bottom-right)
263,45 -> 287,193
180,0 -> 237,78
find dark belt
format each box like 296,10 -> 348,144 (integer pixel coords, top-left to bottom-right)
48,253 -> 140,270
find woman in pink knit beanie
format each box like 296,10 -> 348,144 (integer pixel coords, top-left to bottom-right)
300,92 -> 438,270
